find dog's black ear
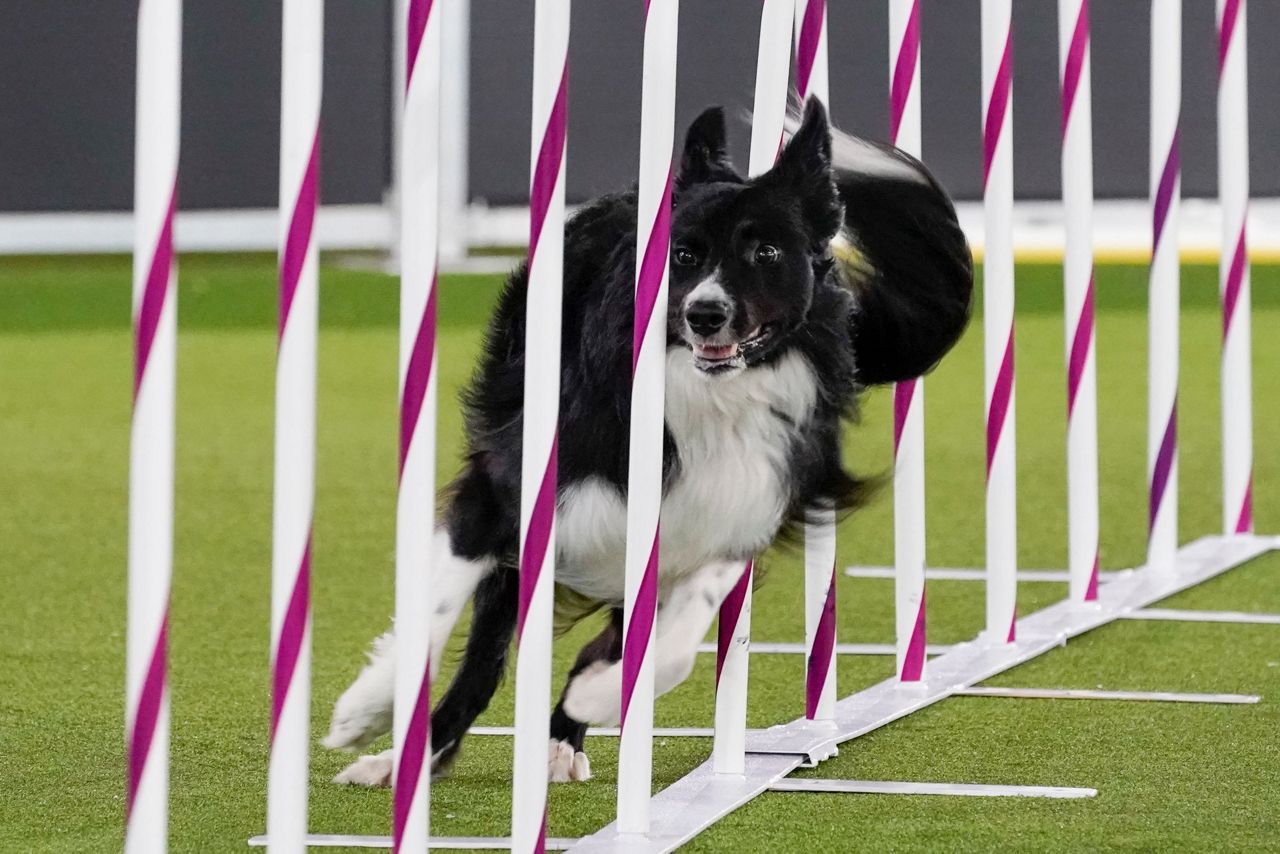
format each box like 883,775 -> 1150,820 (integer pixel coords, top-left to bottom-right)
768,98 -> 842,244
677,107 -> 737,189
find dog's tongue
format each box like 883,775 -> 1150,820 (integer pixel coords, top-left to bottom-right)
695,342 -> 739,361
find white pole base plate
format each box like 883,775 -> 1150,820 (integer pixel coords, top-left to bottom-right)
844,565 -> 1124,583
248,834 -> 577,850
469,725 -> 718,738
1121,607 -> 1280,625
955,686 -> 1260,704
769,778 -> 1098,799
695,641 -> 958,657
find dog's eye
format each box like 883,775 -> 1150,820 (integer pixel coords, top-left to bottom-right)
754,244 -> 780,265
673,246 -> 700,266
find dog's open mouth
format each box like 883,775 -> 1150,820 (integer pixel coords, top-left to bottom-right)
691,324 -> 775,373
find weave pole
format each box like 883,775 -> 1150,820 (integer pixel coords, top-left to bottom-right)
792,0 -> 839,719
1058,0 -> 1099,603
794,0 -> 829,104
126,2 -> 179,850
981,0 -> 1016,642
269,1 -> 322,850
618,0 -> 677,831
511,0 -> 569,849
712,558 -> 753,774
394,0 -> 443,850
712,0 -> 796,773
888,0 -> 928,679
1148,1 -> 1180,574
1217,0 -> 1253,536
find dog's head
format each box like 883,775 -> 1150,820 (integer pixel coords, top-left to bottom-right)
667,100 -> 841,376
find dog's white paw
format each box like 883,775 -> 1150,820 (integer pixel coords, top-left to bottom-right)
323,703 -> 392,752
547,739 -> 592,783
323,633 -> 395,751
562,660 -> 622,726
323,693 -> 392,751
333,750 -> 393,787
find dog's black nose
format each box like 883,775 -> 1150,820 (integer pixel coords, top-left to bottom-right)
686,300 -> 730,337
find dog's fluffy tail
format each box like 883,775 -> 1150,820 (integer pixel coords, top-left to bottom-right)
786,107 -> 974,386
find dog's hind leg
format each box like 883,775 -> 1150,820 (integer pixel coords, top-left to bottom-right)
323,528 -> 495,761
333,569 -> 517,788
428,565 -> 518,777
332,563 -> 506,793
561,561 -> 743,728
547,609 -> 622,783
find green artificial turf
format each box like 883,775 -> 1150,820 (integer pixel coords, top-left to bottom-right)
1,254 -> 1277,852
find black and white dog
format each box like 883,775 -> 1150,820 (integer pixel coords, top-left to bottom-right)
323,100 -> 972,785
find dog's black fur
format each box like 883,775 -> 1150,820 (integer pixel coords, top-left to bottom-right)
336,100 -> 972,777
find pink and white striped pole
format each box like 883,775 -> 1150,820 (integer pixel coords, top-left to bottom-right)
269,1 -> 322,850
126,2 -> 180,850
1058,0 -> 1100,604
1148,1 -> 1181,574
713,558 -> 753,774
888,0 -> 928,680
394,0 -> 442,851
511,0 -> 569,849
981,0 -> 1017,643
712,0 -> 795,773
618,0 -> 678,831
792,0 -> 839,720
1217,0 -> 1253,537
794,0 -> 828,105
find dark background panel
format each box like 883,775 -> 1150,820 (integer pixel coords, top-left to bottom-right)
471,0 -> 894,206
180,2 -> 283,210
920,0 -> 984,199
0,0 -> 389,213
1182,0 -> 1220,199
3,1 -> 1280,214
0,2 -> 138,212
1012,0 -> 1066,200
467,0 -> 535,206
180,1 -> 390,209
1092,2 -> 1150,200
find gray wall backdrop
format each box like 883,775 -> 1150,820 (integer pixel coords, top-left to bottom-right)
4,1 -> 1280,214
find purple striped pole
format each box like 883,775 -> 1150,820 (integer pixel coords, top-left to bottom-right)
1058,0 -> 1100,604
126,2 -> 179,851
981,0 -> 1017,643
1217,0 -> 1253,536
710,0 -> 796,774
889,0 -> 928,680
618,0 -> 678,831
511,0 -> 569,849
792,0 -> 839,718
713,559 -> 753,774
800,510 -> 837,716
269,1 -> 322,850
394,0 -> 442,851
794,0 -> 828,105
1148,1 -> 1180,573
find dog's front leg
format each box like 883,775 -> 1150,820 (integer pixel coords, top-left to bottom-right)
324,529 -> 494,780
560,560 -> 745,729
544,609 -> 623,783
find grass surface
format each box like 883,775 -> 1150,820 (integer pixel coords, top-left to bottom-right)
2,254 -> 1277,852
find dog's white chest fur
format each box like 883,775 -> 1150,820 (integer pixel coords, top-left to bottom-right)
555,347 -> 818,603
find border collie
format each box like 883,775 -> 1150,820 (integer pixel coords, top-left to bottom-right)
322,100 -> 972,785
